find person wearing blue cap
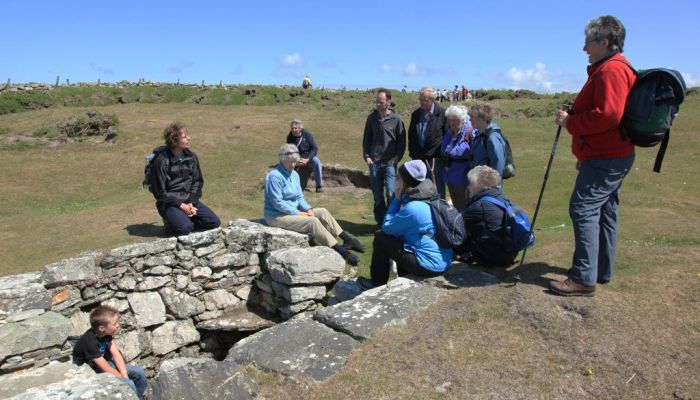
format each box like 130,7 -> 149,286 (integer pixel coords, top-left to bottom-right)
358,160 -> 453,289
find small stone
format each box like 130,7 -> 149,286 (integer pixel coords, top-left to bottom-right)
144,265 -> 173,276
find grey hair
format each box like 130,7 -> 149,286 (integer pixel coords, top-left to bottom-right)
467,165 -> 501,193
445,104 -> 469,123
419,86 -> 437,100
585,15 -> 626,52
290,119 -> 303,128
278,143 -> 300,163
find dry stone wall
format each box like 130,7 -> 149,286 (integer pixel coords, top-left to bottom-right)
0,219 -> 346,377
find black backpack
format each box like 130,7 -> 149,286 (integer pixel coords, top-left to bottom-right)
142,145 -> 168,194
483,127 -> 516,179
423,197 -> 467,249
614,61 -> 687,172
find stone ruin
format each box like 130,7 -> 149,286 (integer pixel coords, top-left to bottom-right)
0,219 -> 499,399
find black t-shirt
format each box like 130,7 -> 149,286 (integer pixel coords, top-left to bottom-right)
72,328 -> 113,372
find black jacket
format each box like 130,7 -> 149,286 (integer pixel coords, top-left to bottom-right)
286,128 -> 318,159
152,147 -> 204,213
362,110 -> 406,163
461,187 -> 518,267
408,104 -> 447,160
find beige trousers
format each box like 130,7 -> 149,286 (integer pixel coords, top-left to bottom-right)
265,207 -> 342,247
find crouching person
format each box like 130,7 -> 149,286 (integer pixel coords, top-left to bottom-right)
459,165 -> 519,267
72,305 -> 147,399
359,160 -> 452,289
151,122 -> 221,236
265,144 -> 365,265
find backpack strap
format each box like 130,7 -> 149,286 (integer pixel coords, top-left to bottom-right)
653,129 -> 670,173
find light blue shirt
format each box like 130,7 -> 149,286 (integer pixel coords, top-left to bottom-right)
264,164 -> 312,218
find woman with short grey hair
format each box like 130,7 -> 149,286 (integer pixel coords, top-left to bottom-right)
264,144 -> 364,265
439,104 -> 472,210
551,15 -> 636,297
458,165 -> 519,267
466,165 -> 500,198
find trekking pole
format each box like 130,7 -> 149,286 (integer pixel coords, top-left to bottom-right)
518,124 -> 563,268
505,121 -> 565,288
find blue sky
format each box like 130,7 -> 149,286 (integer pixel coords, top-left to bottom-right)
2,0 -> 699,92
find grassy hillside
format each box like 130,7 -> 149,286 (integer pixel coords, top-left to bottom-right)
0,87 -> 698,398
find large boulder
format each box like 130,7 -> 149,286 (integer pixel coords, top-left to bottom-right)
267,246 -> 345,285
228,318 -> 359,381
3,362 -> 136,399
151,320 -> 200,355
150,357 -> 258,400
0,311 -> 71,360
314,278 -> 447,341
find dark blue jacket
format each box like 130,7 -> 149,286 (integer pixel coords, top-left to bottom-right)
286,129 -> 319,159
461,187 -> 518,267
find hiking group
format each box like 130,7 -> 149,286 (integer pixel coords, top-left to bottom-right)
144,15 -> 684,301
75,13 -> 689,399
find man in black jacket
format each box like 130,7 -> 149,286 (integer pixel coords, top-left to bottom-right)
407,87 -> 448,199
362,88 -> 406,224
151,122 -> 220,236
286,119 -> 323,192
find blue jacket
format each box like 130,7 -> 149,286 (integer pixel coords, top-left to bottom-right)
440,121 -> 472,186
469,123 -> 506,176
264,164 -> 312,218
286,128 -> 319,159
382,179 -> 452,272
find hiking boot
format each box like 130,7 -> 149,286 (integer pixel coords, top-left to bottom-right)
356,277 -> 376,291
549,279 -> 596,297
333,244 -> 359,266
316,186 -> 324,193
339,232 -> 366,253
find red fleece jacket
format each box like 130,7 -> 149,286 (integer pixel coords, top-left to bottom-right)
567,52 -> 637,162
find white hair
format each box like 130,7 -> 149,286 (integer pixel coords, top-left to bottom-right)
419,86 -> 437,100
278,143 -> 300,163
445,104 -> 469,123
467,165 -> 501,193
290,119 -> 304,128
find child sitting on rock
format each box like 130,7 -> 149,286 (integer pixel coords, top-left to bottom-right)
72,305 -> 147,399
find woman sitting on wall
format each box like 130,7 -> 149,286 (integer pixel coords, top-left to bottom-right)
264,144 -> 365,265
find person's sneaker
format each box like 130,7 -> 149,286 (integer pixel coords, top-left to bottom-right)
343,237 -> 366,253
333,244 -> 359,266
316,186 -> 324,193
549,279 -> 596,297
356,277 -> 376,291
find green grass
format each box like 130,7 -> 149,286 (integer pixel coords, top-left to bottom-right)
1,87 -> 699,398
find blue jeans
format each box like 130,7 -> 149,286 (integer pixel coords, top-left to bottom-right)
108,361 -> 147,399
160,200 -> 220,236
369,162 -> 396,224
310,156 -> 323,188
568,155 -> 634,286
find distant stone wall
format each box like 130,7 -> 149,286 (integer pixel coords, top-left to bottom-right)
0,219 -> 346,377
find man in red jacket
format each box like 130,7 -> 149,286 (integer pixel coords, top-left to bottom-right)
551,15 -> 636,296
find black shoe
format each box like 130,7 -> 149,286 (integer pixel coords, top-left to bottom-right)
356,277 -> 376,291
316,186 -> 324,193
333,244 -> 359,266
340,232 -> 366,253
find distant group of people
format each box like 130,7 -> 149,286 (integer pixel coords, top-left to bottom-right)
435,85 -> 471,102
80,14 -> 636,397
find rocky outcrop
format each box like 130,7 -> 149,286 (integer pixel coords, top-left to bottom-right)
150,358 -> 258,400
